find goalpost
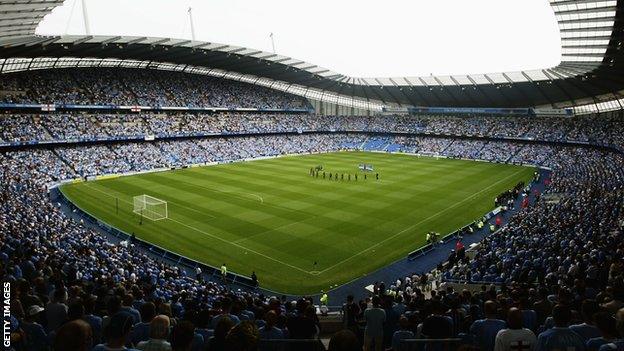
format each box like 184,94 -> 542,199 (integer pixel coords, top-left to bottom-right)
133,195 -> 168,221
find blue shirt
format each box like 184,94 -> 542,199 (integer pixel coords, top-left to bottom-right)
522,309 -> 538,331
470,319 -> 506,351
21,321 -> 48,351
83,314 -> 103,345
131,322 -> 151,345
537,327 -> 587,351
587,337 -> 613,351
570,323 -> 601,343
211,313 -> 241,329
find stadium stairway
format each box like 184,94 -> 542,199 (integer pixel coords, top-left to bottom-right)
37,115 -> 56,141
440,139 -> 455,154
507,145 -> 526,163
473,143 -> 487,159
52,149 -> 79,177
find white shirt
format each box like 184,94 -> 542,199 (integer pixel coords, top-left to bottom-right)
494,328 -> 537,351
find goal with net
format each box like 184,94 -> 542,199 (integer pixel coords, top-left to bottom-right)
133,195 -> 168,221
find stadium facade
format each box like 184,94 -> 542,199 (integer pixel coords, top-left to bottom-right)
0,0 -> 623,115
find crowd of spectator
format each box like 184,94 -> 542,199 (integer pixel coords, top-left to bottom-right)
1,112 -> 623,154
1,129 -> 623,350
358,145 -> 624,350
0,68 -> 309,109
29,132 -> 607,179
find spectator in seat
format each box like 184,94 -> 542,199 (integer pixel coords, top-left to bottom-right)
570,300 -> 602,343
519,297 -> 538,333
286,299 -> 317,339
171,320 -> 196,351
342,295 -> 361,335
46,287 -> 69,332
421,300 -> 454,339
494,308 -> 537,351
92,311 -> 138,351
328,329 -> 361,351
212,297 -> 240,329
470,300 -> 506,351
258,310 -> 284,340
132,302 -> 156,345
225,321 -> 259,351
536,304 -> 586,351
136,314 -> 171,351
587,312 -> 619,351
53,319 -> 92,351
121,294 -> 141,325
208,316 -> 235,351
82,295 -> 103,346
599,308 -> 624,351
20,305 -> 48,351
392,316 -> 414,351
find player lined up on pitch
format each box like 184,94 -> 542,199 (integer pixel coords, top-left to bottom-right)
309,166 -> 379,181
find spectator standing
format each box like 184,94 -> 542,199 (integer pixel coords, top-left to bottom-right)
364,296 -> 386,351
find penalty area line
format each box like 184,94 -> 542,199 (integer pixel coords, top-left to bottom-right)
82,182 -> 217,220
83,183 -> 315,275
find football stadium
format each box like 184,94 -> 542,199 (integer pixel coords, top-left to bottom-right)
0,1 -> 623,350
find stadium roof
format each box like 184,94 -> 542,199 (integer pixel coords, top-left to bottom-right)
0,0 -> 622,110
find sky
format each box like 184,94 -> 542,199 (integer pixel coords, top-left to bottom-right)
36,0 -> 562,78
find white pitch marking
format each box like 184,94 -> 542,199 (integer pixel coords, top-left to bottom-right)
82,182 -> 217,219
316,168 -> 528,274
80,182 -> 313,274
166,217 -> 313,275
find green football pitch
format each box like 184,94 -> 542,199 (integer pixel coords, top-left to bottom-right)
60,151 -> 535,294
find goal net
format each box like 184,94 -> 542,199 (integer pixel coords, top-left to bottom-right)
133,195 -> 168,221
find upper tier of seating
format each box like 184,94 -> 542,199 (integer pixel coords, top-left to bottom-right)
0,68 -> 309,109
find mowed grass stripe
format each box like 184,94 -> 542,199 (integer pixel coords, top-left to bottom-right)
60,151 -> 535,294
317,167 -> 528,274
80,181 -> 316,274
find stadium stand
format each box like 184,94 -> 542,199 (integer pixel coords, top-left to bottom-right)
2,105 -> 624,350
0,0 -> 623,347
0,68 -> 310,109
